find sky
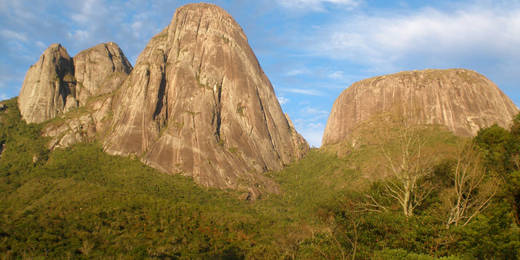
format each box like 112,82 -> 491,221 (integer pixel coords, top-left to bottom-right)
1,0 -> 520,147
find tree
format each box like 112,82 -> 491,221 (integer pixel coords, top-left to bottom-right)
360,114 -> 436,217
506,113 -> 520,224
474,124 -> 510,176
475,118 -> 520,225
381,118 -> 435,217
445,142 -> 498,227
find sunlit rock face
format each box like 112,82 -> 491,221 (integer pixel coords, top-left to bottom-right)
104,3 -> 308,198
323,69 -> 519,146
73,42 -> 132,105
18,44 -> 76,123
18,42 -> 132,124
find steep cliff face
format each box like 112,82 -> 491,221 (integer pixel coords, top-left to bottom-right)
73,42 -> 132,105
104,3 -> 308,197
18,44 -> 76,123
18,42 -> 132,124
323,69 -> 519,146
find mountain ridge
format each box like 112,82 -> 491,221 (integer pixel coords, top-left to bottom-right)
17,3 -> 308,199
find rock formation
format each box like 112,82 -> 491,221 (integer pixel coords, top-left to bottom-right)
18,44 -> 76,123
43,95 -> 114,149
74,42 -> 132,105
104,3 -> 308,197
18,42 -> 132,123
17,3 -> 307,197
323,69 -> 519,146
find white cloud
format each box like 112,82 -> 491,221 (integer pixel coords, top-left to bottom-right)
67,30 -> 90,42
285,68 -> 308,76
293,119 -> 325,147
283,88 -> 324,96
0,29 -> 27,42
291,106 -> 330,146
278,0 -> 360,11
35,41 -> 46,49
328,70 -> 344,80
131,21 -> 144,37
299,127 -> 324,147
300,106 -> 329,118
310,4 -> 520,72
278,96 -> 289,105
70,0 -> 106,25
0,93 -> 9,101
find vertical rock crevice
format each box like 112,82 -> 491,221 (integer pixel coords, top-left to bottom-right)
214,79 -> 223,143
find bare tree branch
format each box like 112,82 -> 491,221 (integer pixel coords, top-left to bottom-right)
446,142 -> 498,228
366,113 -> 436,217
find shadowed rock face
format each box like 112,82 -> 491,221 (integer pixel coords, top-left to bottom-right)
104,3 -> 308,197
323,69 -> 519,146
18,42 -> 132,124
18,44 -> 76,123
74,42 -> 132,105
41,43 -> 132,150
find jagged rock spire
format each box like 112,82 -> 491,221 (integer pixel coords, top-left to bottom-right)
18,42 -> 132,123
18,44 -> 76,123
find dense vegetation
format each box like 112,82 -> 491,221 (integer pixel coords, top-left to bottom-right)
1,97 -> 519,259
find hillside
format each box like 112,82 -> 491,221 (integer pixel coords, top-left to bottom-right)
2,97 -> 519,258
0,98 -> 315,258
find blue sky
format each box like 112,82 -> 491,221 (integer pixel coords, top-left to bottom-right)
1,0 -> 519,147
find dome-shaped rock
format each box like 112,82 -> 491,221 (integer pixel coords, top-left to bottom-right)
323,69 -> 519,146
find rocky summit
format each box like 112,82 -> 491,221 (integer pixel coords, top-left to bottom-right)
18,44 -> 76,123
322,69 -> 519,146
73,42 -> 133,105
100,3 -> 308,198
18,42 -> 132,124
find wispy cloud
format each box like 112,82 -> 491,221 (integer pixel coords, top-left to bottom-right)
328,70 -> 344,80
282,88 -> 324,96
0,0 -> 176,96
67,30 -> 90,42
69,0 -> 106,25
35,41 -> 46,49
309,4 -> 520,73
278,96 -> 289,105
298,126 -> 324,147
300,106 -> 329,118
0,29 -> 27,42
285,68 -> 309,76
278,0 -> 360,11
291,106 -> 330,146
